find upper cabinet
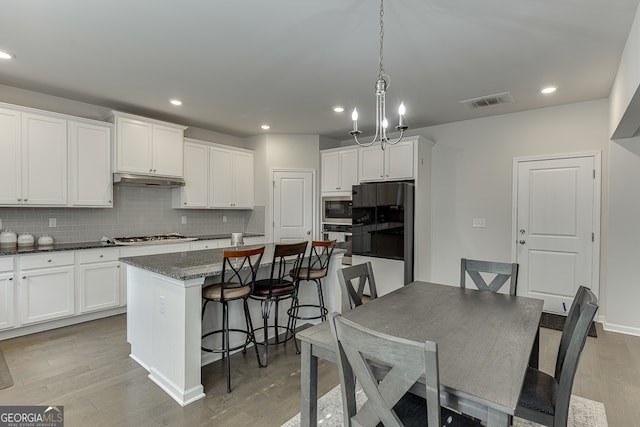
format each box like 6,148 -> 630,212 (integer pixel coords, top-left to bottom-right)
173,139 -> 254,209
321,148 -> 358,193
0,107 -> 67,205
359,139 -> 415,182
109,111 -> 186,178
68,120 -> 113,207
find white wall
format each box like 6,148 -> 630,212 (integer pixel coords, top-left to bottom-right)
413,100 -> 609,290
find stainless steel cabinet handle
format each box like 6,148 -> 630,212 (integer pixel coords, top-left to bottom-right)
17,198 -> 21,201
519,240 -> 526,245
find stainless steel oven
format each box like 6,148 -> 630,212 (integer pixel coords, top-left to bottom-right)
321,195 -> 352,224
322,223 -> 352,265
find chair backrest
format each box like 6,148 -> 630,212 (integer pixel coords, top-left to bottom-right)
553,286 -> 598,426
220,246 -> 265,297
261,241 -> 308,296
460,258 -> 519,295
303,239 -> 336,279
329,313 -> 441,427
337,262 -> 378,310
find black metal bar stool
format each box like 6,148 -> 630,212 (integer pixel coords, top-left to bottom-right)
287,240 -> 336,345
249,241 -> 308,367
201,245 -> 265,392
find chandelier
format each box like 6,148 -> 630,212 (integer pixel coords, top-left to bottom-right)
350,0 -> 408,150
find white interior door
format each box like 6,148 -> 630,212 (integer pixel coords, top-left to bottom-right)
273,170 -> 314,243
515,155 -> 599,314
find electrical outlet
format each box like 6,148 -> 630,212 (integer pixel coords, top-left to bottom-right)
472,218 -> 486,228
159,296 -> 165,314
223,215 -> 228,223
181,216 -> 187,224
49,218 -> 57,228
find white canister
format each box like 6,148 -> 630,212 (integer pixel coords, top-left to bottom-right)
38,235 -> 54,246
0,229 -> 17,247
230,232 -> 244,246
17,233 -> 35,247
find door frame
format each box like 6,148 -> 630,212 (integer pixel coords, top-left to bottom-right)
269,167 -> 317,243
511,151 -> 602,301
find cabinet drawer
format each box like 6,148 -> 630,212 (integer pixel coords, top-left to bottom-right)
0,257 -> 13,272
20,252 -> 75,270
190,240 -> 218,250
77,248 -> 120,264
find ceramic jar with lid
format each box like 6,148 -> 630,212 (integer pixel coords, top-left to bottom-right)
38,234 -> 54,246
17,233 -> 35,247
0,229 -> 17,248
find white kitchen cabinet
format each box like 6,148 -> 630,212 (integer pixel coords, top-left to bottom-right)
19,252 -> 75,325
210,147 -> 254,209
76,248 -> 120,314
358,139 -> 415,182
0,257 -> 15,330
110,111 -> 186,178
321,148 -> 358,193
174,139 -> 254,209
68,120 -> 113,207
0,107 -> 67,206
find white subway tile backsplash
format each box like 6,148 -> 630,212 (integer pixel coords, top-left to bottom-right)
0,186 -> 265,244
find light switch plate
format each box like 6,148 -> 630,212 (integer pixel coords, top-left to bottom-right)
181,216 -> 187,224
472,218 -> 486,228
49,218 -> 57,228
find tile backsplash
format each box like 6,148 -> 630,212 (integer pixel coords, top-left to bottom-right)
0,186 -> 265,244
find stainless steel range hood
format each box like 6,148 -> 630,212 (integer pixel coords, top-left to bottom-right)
113,173 -> 185,187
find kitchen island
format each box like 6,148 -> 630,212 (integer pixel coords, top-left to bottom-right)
120,242 -> 344,406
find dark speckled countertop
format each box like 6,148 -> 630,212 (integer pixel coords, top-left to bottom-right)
0,233 -> 265,257
119,242 -> 345,281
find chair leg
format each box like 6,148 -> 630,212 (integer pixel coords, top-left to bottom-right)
315,279 -> 327,321
260,299 -> 271,367
244,298 -> 262,368
223,301 -> 232,393
275,299 -> 280,344
289,296 -> 300,355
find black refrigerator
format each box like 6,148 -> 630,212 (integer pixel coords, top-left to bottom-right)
351,182 -> 414,284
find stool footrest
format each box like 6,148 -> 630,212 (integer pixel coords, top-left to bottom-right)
287,304 -> 328,321
202,328 -> 253,353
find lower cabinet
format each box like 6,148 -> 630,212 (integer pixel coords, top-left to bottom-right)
19,252 -> 75,325
76,248 -> 121,314
0,257 -> 15,330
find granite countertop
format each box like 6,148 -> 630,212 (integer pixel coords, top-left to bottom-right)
0,233 -> 265,257
119,242 -> 346,281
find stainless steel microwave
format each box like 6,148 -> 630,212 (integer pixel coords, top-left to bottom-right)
321,195 -> 352,224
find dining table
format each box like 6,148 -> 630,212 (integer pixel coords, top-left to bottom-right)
297,281 -> 544,427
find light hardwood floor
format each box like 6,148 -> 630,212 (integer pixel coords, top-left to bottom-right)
0,315 -> 639,426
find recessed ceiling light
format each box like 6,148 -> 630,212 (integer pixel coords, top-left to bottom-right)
541,87 -> 557,94
333,106 -> 345,113
169,99 -> 182,106
0,50 -> 15,60
261,124 -> 270,130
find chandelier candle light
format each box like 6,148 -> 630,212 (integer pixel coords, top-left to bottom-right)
350,0 -> 408,150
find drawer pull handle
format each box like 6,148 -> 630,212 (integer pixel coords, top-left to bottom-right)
48,259 -> 52,263
100,254 -> 104,258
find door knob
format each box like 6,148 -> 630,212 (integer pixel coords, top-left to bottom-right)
519,240 -> 526,245
306,231 -> 311,235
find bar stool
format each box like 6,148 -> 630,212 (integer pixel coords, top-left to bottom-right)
201,245 -> 265,393
249,241 -> 308,367
287,240 -> 336,344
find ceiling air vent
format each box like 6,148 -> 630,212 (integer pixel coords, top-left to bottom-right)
460,92 -> 514,109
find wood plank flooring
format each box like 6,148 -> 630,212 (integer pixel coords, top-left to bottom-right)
0,315 -> 638,426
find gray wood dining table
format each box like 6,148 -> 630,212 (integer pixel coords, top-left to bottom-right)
297,281 -> 544,427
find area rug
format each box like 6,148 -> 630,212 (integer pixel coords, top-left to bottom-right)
0,349 -> 13,390
281,385 -> 607,427
541,312 -> 597,338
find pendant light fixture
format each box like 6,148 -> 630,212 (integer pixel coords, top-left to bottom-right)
350,0 -> 408,150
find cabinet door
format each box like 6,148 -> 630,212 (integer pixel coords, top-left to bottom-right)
232,151 -> 254,208
0,272 -> 15,330
116,117 -> 153,174
20,266 -> 75,324
77,261 -> 120,313
180,142 -> 209,208
339,149 -> 359,190
321,151 -> 341,192
359,146 -> 385,182
22,113 -> 68,205
152,124 -> 184,177
0,107 -> 21,204
385,140 -> 415,180
209,147 -> 233,208
68,121 -> 112,207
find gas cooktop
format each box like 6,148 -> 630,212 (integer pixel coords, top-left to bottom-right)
112,233 -> 197,245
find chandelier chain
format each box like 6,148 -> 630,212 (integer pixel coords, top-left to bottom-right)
378,0 -> 385,79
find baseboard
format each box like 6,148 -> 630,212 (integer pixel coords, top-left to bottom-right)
602,317 -> 640,337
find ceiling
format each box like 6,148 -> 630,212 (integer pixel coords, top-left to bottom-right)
1,0 -> 638,140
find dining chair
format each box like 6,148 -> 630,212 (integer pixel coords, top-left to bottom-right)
515,285 -> 599,427
329,312 -> 481,426
288,239 -> 337,323
201,245 -> 265,392
337,262 -> 378,311
249,241 -> 308,367
460,258 -> 519,295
